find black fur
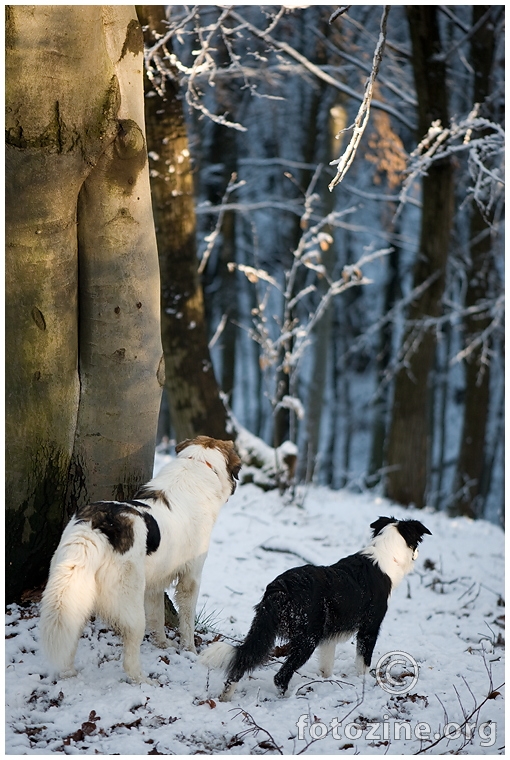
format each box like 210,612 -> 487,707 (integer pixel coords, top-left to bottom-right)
134,486 -> 171,510
140,512 -> 161,555
221,517 -> 431,696
370,516 -> 397,537
75,500 -> 161,556
396,519 -> 432,551
370,516 -> 432,551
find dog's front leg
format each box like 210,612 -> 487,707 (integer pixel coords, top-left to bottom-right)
355,620 -> 383,674
174,571 -> 202,653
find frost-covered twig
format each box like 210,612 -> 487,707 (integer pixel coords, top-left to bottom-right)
414,680 -> 504,754
228,7 -> 413,130
229,708 -> 284,754
349,283 -> 503,396
329,6 -> 351,24
328,5 -> 390,191
198,173 -> 246,274
231,181 -> 387,443
398,109 -> 505,221
294,681 -> 365,755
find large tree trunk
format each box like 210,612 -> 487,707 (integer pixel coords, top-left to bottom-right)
5,6 -> 162,600
385,6 -> 454,508
68,8 -> 163,510
138,5 -> 231,442
449,6 -> 498,519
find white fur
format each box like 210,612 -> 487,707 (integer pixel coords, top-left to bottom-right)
39,441 -> 235,683
199,641 -> 238,701
318,632 -> 352,678
199,640 -> 236,670
355,652 -> 369,675
360,523 -> 415,589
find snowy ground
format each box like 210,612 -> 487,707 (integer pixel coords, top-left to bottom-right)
5,457 -> 505,755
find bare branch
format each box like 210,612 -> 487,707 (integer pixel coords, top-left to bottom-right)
328,6 -> 391,191
198,173 -> 245,274
227,7 -> 413,130
329,6 -> 352,24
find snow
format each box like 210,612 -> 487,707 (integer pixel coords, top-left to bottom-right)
5,456 -> 504,755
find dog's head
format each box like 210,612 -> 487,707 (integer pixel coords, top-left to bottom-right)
175,436 -> 242,494
363,516 -> 432,588
370,516 -> 432,558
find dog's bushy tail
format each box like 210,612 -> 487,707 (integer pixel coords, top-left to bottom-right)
39,524 -> 103,676
200,588 -> 283,685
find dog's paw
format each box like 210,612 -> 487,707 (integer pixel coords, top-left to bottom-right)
219,682 -> 237,702
153,635 -> 178,650
127,673 -> 158,686
59,667 -> 78,679
355,653 -> 369,676
143,676 -> 160,686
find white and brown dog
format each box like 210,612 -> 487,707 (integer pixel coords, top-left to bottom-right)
40,436 -> 241,683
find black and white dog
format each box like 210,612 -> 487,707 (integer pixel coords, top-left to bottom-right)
200,516 -> 431,700
40,436 -> 241,683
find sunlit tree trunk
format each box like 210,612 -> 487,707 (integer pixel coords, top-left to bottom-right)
386,6 -> 454,508
138,5 -> 231,442
5,6 -> 162,599
68,8 -> 163,509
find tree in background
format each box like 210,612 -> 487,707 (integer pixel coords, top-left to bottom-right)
138,5 -> 231,442
5,6 -> 162,600
385,6 -> 454,508
449,6 -> 504,518
131,6 -> 504,522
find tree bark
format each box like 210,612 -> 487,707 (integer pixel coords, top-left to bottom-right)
449,6 -> 498,518
68,8 -> 163,510
368,239 -> 400,486
386,6 -> 454,508
5,6 -> 162,599
138,5 -> 232,442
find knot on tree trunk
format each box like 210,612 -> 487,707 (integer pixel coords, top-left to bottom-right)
115,119 -> 145,159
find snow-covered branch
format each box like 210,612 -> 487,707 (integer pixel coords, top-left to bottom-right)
398,108 -> 505,221
328,5 -> 391,191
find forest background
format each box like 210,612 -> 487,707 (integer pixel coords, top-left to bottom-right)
149,4 -> 504,519
5,5 -> 504,602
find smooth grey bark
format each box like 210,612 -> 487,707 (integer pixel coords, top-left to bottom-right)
6,6 -> 162,599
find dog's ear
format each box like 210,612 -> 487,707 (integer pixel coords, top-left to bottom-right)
370,516 -> 397,537
396,520 -> 432,551
175,438 -> 193,455
213,439 -> 242,480
229,455 -> 242,480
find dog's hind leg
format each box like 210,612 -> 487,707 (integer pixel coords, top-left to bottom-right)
274,637 -> 318,696
219,679 -> 239,702
318,639 -> 336,678
98,561 -> 148,683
